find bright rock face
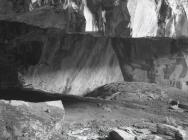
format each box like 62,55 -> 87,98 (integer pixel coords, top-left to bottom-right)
24,33 -> 123,95
129,0 -> 159,37
1,0 -> 188,37
127,0 -> 188,37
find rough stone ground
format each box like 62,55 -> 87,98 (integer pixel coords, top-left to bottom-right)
64,82 -> 188,140
1,82 -> 188,140
0,100 -> 65,140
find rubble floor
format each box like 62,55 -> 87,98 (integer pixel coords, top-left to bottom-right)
1,82 -> 188,140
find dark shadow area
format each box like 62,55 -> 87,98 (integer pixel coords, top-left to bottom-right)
0,87 -> 110,104
0,87 -> 144,111
0,21 -> 43,43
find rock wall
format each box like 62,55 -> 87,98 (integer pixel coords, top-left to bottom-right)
23,31 -> 123,95
1,0 -> 188,37
112,38 -> 188,92
0,21 -> 123,95
1,0 -> 188,95
2,20 -> 188,94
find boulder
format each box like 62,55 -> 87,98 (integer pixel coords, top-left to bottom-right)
108,128 -> 136,140
0,100 -> 65,139
157,124 -> 185,140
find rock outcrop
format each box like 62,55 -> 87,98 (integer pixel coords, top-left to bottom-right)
2,22 -> 188,94
1,0 -> 188,94
24,32 -> 123,95
112,38 -> 188,92
0,21 -> 123,95
107,124 -> 188,140
1,0 -> 188,37
0,100 -> 64,140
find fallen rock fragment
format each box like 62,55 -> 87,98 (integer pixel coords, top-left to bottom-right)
169,105 -> 184,113
108,128 -> 136,140
168,100 -> 184,112
157,124 -> 185,140
133,122 -> 157,133
106,123 -> 188,140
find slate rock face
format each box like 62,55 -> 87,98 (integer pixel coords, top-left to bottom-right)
112,38 -> 188,92
23,33 -> 123,95
0,100 -> 64,140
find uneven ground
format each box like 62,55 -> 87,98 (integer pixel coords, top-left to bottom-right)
1,0 -> 188,139
1,82 -> 188,139
62,82 -> 188,139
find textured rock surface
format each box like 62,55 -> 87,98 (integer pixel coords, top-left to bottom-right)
0,22 -> 123,95
0,84 -> 188,140
127,0 -> 188,37
3,27 -> 188,93
85,82 -> 168,102
24,33 -> 123,95
106,124 -> 188,140
108,128 -> 136,140
0,0 -> 85,32
1,0 -> 188,37
156,123 -> 185,139
112,38 -> 188,92
62,122 -> 187,140
0,100 -> 64,140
